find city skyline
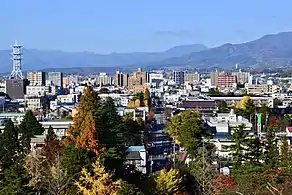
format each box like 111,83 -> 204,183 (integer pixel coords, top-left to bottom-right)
1,0 -> 292,53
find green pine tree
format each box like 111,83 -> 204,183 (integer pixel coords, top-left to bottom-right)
229,125 -> 248,169
99,98 -> 127,175
0,160 -> 33,194
245,136 -> 263,166
279,135 -> 292,175
60,146 -> 96,194
123,116 -> 144,146
264,128 -> 278,169
20,110 -> 44,136
46,125 -> 57,141
118,180 -> 144,195
218,101 -> 229,113
0,120 -> 20,171
18,110 -> 44,155
99,97 -> 123,146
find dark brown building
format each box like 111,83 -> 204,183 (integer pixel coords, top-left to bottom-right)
178,100 -> 216,113
5,79 -> 28,99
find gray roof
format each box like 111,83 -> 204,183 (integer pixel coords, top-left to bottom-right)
126,151 -> 142,160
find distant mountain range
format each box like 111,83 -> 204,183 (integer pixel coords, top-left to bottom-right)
154,32 -> 292,69
1,32 -> 292,73
0,44 -> 208,73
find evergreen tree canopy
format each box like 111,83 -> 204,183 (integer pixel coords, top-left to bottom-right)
0,160 -> 32,194
61,146 -> 95,178
0,120 -> 20,170
99,97 -> 123,146
229,125 -> 248,169
123,116 -> 145,146
279,135 -> 292,175
264,128 -> 278,168
167,110 -> 209,155
19,110 -> 44,137
245,136 -> 263,166
98,98 -> 128,175
217,101 -> 229,113
18,110 -> 44,155
46,125 -> 57,142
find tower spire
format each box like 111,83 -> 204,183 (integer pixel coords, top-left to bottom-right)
10,40 -> 23,79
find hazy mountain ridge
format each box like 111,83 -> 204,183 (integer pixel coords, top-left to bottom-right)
154,32 -> 292,68
0,44 -> 208,72
2,32 -> 292,73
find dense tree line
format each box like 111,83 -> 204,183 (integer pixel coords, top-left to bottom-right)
4,87 -> 292,194
0,86 -> 188,195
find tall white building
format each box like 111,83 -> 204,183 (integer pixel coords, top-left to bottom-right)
97,73 -> 112,86
48,72 -> 63,87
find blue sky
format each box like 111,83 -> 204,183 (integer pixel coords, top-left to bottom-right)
1,0 -> 292,53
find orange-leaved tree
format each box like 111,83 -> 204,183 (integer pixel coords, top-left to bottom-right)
212,174 -> 236,194
63,85 -> 101,153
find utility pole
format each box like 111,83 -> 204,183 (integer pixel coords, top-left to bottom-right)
202,140 -> 205,193
173,141 -> 176,168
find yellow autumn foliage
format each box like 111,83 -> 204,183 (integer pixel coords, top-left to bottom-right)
155,168 -> 182,195
236,96 -> 251,109
127,99 -> 141,108
75,159 -> 120,195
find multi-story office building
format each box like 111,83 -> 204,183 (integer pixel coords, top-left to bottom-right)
231,71 -> 251,84
48,72 -> 63,88
63,76 -> 79,86
131,68 -> 148,86
211,72 -> 237,89
26,86 -> 51,96
149,73 -> 163,83
184,72 -> 200,84
128,68 -> 148,91
27,71 -> 46,86
210,72 -> 219,86
246,84 -> 280,95
217,72 -> 237,89
96,73 -> 113,86
24,95 -> 47,112
173,71 -> 185,85
114,71 -> 129,87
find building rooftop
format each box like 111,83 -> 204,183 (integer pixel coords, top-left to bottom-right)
127,146 -> 145,151
179,100 -> 216,109
0,113 -> 25,117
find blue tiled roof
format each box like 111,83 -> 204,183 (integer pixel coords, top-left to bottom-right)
127,146 -> 145,151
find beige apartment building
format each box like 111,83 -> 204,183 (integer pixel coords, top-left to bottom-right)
27,71 -> 46,86
185,72 -> 200,84
128,68 -> 148,91
246,84 -> 280,95
231,71 -> 251,84
114,72 -> 129,87
24,95 -> 47,112
63,76 -> 79,86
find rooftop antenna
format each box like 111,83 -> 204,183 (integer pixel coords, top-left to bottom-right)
10,40 -> 24,79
